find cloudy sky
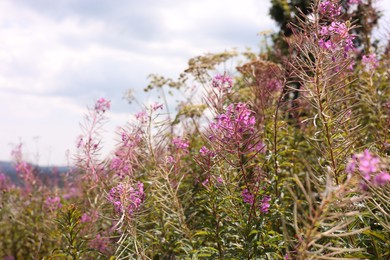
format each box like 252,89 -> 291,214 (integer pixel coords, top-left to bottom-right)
1,0 -> 389,166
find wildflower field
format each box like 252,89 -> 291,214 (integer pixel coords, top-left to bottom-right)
0,0 -> 389,259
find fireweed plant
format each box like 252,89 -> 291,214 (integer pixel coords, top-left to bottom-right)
0,0 -> 389,259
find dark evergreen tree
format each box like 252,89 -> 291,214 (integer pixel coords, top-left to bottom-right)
269,0 -> 381,58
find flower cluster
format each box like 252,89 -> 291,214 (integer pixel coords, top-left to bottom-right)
210,103 -> 256,142
89,233 -> 111,254
201,175 -> 223,187
135,110 -> 148,124
362,54 -> 379,72
199,146 -> 210,156
207,103 -> 263,155
212,74 -> 233,92
95,98 -> 111,113
346,150 -> 390,188
151,102 -> 163,111
241,188 -> 271,214
11,145 -> 37,186
205,102 -> 264,161
319,21 -> 355,56
172,136 -> 189,152
319,0 -> 341,18
260,196 -> 271,213
242,189 -> 254,204
108,182 -> 145,216
110,129 -> 143,179
81,210 -> 99,223
199,146 -> 216,158
45,196 -> 62,211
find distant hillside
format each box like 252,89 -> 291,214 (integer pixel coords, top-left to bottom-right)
0,161 -> 70,186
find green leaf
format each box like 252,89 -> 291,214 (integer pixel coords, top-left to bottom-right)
193,231 -> 210,237
363,229 -> 386,243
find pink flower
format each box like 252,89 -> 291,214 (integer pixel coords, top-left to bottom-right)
319,0 -> 341,17
95,98 -> 111,113
348,150 -> 390,190
362,54 -> 379,72
212,74 -> 233,91
166,156 -> 175,164
242,189 -> 254,204
107,182 -> 145,216
357,150 -> 380,180
320,26 -> 328,36
374,172 -> 390,186
199,146 -> 210,156
319,39 -> 334,50
345,158 -> 356,174
110,157 -> 123,171
135,111 -> 148,123
172,137 -> 189,151
260,196 -> 271,213
81,213 -> 92,223
63,187 -> 79,200
216,176 -> 224,184
45,196 -> 62,210
89,234 -> 110,253
151,102 -> 163,111
250,142 -> 266,153
318,21 -> 355,58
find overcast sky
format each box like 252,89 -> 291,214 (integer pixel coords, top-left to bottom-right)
1,1 -> 389,166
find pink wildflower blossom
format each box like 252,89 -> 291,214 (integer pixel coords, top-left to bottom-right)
260,196 -> 271,213
151,102 -> 163,111
347,150 -> 389,189
172,137 -> 189,151
357,150 -> 380,180
135,111 -> 148,123
81,213 -> 92,223
45,196 -> 62,210
108,182 -> 145,216
199,146 -> 210,156
166,156 -> 175,164
242,189 -> 254,204
374,172 -> 390,186
212,74 -> 233,91
362,54 -> 379,71
89,234 -> 110,253
216,176 -> 224,184
210,103 -> 256,142
319,0 -> 341,17
95,98 -> 111,113
81,210 -> 98,223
